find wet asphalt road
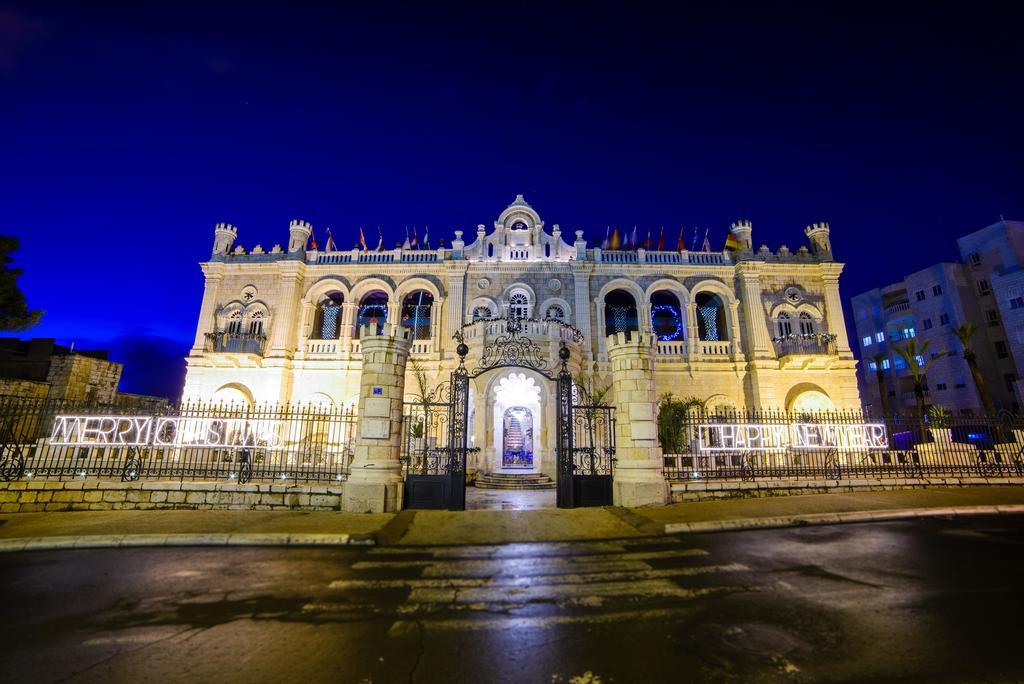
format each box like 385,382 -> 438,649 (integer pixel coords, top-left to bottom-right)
1,516 -> 1023,683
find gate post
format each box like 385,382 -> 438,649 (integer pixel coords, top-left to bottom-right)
343,323 -> 412,513
606,331 -> 669,507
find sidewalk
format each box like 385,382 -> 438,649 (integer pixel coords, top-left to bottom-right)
1,486 -> 1023,551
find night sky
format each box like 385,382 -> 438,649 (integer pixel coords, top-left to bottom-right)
3,1 -> 1023,398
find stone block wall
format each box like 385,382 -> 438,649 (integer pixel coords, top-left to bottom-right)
0,480 -> 343,513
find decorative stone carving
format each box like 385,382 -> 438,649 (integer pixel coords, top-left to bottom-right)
477,277 -> 490,290
548,278 -> 562,292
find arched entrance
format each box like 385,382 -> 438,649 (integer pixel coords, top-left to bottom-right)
402,317 -> 614,510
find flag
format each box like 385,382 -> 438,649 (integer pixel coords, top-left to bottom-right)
375,227 -> 384,251
423,226 -> 431,250
701,228 -> 711,253
629,225 -> 638,250
610,227 -> 621,250
657,226 -> 666,251
358,227 -> 368,252
411,226 -> 419,250
600,226 -> 610,250
644,229 -> 653,250
309,228 -> 318,251
324,228 -> 337,252
676,226 -> 686,251
402,227 -> 411,250
724,229 -> 742,251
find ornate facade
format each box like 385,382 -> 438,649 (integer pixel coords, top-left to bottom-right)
183,195 -> 861,477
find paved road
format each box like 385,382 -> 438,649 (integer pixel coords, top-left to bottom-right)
1,515 -> 1023,683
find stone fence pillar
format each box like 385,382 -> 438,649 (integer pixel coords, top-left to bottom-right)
607,331 -> 669,507
343,323 -> 411,513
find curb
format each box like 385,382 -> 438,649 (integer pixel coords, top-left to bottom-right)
0,532 -> 376,553
663,504 -> 1024,535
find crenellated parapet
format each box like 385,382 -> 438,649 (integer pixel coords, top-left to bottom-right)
212,223 -> 237,256
805,221 -> 832,259
288,219 -> 313,254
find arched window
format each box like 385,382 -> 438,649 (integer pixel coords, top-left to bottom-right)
776,312 -> 793,337
225,310 -> 243,334
799,312 -> 815,335
604,289 -> 639,335
247,310 -> 266,336
312,292 -> 344,340
356,291 -> 388,337
544,304 -> 566,322
508,292 -> 531,320
472,305 -> 493,322
401,290 -> 433,340
695,292 -> 728,341
650,291 -> 684,341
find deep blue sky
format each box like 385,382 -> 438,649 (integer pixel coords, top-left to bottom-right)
3,1 -> 1023,397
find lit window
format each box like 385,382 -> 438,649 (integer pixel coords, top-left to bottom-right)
875,332 -> 885,343
894,357 -> 906,370
881,358 -> 891,370
776,312 -> 793,336
868,361 -> 878,371
862,335 -> 872,347
798,312 -> 815,335
902,327 -> 916,339
914,354 -> 924,366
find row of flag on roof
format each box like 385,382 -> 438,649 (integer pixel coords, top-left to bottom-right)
308,224 -> 745,253
599,226 -> 744,252
309,226 -> 435,253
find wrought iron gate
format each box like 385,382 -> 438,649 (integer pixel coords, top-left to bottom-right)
403,317 -> 613,510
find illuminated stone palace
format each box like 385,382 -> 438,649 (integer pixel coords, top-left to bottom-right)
182,195 -> 862,480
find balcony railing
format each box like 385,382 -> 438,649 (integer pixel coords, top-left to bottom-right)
204,332 -> 267,355
773,334 -> 837,357
885,301 -> 911,315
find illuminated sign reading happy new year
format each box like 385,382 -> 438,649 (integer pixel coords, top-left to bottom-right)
698,422 -> 887,451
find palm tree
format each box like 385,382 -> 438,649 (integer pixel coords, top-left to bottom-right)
871,352 -> 892,424
953,324 -> 997,417
893,338 -> 950,441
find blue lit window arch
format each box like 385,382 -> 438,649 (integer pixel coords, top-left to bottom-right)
604,289 -> 639,335
650,290 -> 684,341
695,291 -> 728,341
356,291 -> 389,337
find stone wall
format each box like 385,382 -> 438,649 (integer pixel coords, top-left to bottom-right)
46,354 -> 122,403
0,378 -> 49,400
0,480 -> 343,513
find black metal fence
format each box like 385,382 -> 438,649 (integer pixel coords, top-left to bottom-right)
662,410 -> 1024,481
0,397 -> 357,484
572,404 -> 615,476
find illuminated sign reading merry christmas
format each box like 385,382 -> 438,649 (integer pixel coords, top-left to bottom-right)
49,415 -> 284,449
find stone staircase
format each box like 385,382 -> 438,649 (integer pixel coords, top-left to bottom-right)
474,472 -> 557,490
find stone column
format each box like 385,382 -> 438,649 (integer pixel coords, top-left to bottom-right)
607,331 -> 669,507
268,264 -> 303,358
822,268 -> 852,356
685,303 -> 699,355
571,262 -> 594,358
736,267 -> 773,359
445,263 -> 468,344
190,264 -> 223,355
343,323 -> 412,513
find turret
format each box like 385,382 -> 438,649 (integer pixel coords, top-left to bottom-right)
805,221 -> 832,258
730,219 -> 753,250
213,223 -> 237,256
288,219 -> 313,253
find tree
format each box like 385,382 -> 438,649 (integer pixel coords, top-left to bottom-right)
656,394 -> 708,454
953,323 -> 997,417
893,338 -> 950,441
0,237 -> 41,331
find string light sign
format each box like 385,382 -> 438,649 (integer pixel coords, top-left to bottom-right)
49,415 -> 284,449
698,422 -> 888,451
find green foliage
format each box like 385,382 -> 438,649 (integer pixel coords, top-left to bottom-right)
573,371 -> 611,406
656,394 -> 708,454
410,420 -> 424,439
0,237 -> 41,332
927,405 -> 951,429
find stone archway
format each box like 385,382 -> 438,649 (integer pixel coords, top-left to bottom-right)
490,372 -> 544,473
